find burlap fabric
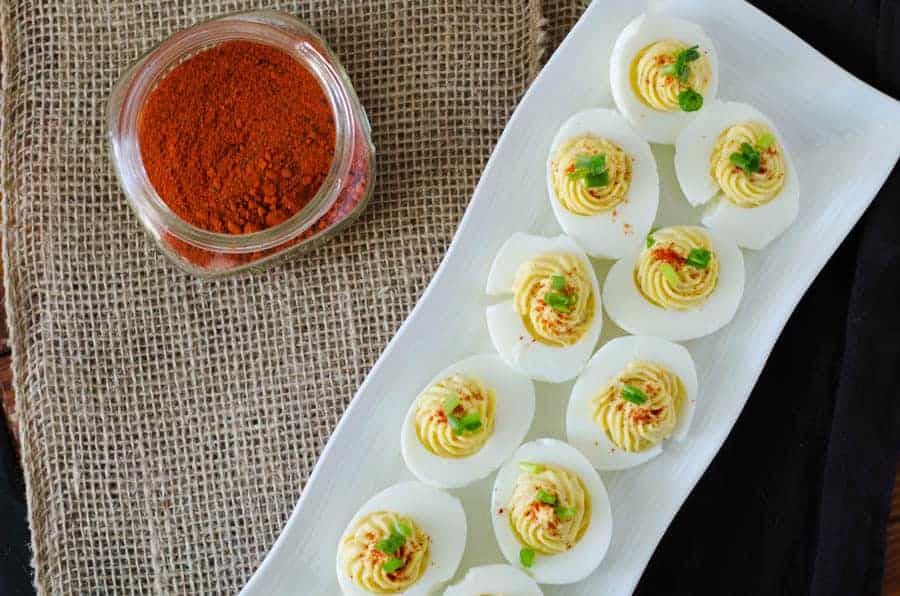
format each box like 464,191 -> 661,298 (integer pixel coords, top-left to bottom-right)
1,1 -> 583,593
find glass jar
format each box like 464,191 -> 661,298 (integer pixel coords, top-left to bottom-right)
107,11 -> 375,277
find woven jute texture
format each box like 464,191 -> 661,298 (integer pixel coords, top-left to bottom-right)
1,1 -> 581,593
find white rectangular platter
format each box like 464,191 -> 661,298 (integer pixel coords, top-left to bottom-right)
242,0 -> 900,594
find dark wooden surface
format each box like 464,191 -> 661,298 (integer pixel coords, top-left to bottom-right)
0,264 -> 896,593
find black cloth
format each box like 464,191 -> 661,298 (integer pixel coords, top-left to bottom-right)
0,422 -> 30,596
1,1 -> 898,595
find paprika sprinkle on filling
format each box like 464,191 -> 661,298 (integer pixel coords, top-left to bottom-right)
138,40 -> 337,235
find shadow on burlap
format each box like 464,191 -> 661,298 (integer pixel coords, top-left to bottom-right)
0,1 -> 583,593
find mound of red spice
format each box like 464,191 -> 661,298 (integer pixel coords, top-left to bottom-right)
138,40 -> 336,234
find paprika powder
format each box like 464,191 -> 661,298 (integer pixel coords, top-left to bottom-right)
139,40 -> 336,235
108,12 -> 375,276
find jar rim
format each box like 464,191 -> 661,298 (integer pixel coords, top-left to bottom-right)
108,14 -> 354,254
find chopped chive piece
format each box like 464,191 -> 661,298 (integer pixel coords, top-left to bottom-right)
646,226 -> 659,248
449,412 -> 482,434
584,171 -> 609,188
568,153 -> 609,188
555,506 -> 576,520
394,520 -> 412,538
677,89 -> 703,112
756,132 -> 775,151
676,46 -> 701,81
686,248 -> 711,269
621,384 -> 649,405
442,394 -> 460,415
575,154 -> 601,169
550,274 -> 567,290
447,414 -> 464,435
664,45 -> 701,82
382,557 -> 404,573
460,412 -> 482,432
545,291 -> 572,312
537,490 -> 557,505
574,154 -> 606,174
519,461 -> 545,474
376,532 -> 406,555
520,547 -> 536,568
729,142 -> 761,175
680,45 -> 700,61
660,262 -> 681,286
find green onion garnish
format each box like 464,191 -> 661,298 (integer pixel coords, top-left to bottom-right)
519,461 -> 544,474
520,547 -> 536,568
575,154 -> 605,170
545,291 -> 572,313
729,142 -> 761,175
679,46 -> 701,76
394,520 -> 412,538
646,227 -> 659,248
756,132 -> 775,151
567,153 -> 609,188
621,384 -> 649,405
677,89 -> 703,112
585,171 -> 609,188
376,532 -> 406,555
555,506 -> 576,520
660,262 -> 681,286
382,557 -> 404,573
550,274 -> 567,291
686,248 -> 711,269
447,414 -> 464,435
448,411 -> 481,434
662,45 -> 701,81
537,490 -> 557,505
460,412 -> 482,432
442,394 -> 460,415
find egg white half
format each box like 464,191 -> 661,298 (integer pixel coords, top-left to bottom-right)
401,354 -> 536,489
443,564 -> 543,596
491,438 -> 612,585
674,100 -> 800,249
610,13 -> 719,144
566,335 -> 698,471
336,481 -> 467,596
602,226 -> 745,341
486,234 -> 603,383
546,108 -> 659,259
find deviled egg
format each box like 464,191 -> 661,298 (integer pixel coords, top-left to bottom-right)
547,108 -> 659,259
674,100 -> 799,249
401,354 -> 536,489
337,481 -> 466,595
610,14 -> 719,144
546,108 -> 659,259
486,234 -> 603,383
603,225 -> 744,341
443,564 -> 543,596
491,438 -> 612,585
566,335 -> 698,471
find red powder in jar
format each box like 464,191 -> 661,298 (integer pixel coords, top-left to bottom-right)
138,40 -> 336,234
